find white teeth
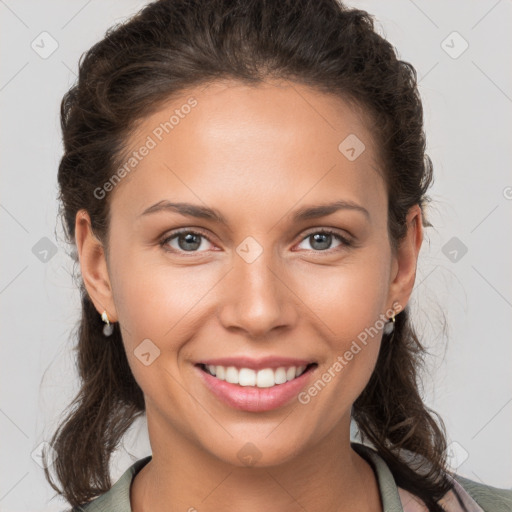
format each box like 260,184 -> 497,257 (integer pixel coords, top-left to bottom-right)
256,368 -> 275,388
274,367 -> 287,384
238,368 -> 256,386
225,366 -> 239,384
286,367 -> 296,381
215,365 -> 225,380
203,364 -> 310,388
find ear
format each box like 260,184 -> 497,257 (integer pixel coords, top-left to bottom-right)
387,204 -> 424,314
75,210 -> 118,322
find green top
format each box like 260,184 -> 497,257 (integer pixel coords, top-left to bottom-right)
74,442 -> 512,512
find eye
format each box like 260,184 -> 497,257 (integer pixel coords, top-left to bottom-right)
160,227 -> 353,255
160,229 -> 215,254
296,229 -> 352,253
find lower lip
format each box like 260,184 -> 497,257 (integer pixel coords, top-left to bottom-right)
196,364 -> 317,412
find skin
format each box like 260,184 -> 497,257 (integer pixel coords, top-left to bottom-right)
75,79 -> 423,512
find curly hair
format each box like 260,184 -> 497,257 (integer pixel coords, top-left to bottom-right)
44,1 -> 457,510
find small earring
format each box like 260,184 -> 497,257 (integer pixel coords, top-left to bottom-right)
101,310 -> 114,337
383,310 -> 396,336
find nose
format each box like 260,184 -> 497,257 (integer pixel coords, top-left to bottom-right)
217,246 -> 298,339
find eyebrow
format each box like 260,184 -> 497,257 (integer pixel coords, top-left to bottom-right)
138,199 -> 370,224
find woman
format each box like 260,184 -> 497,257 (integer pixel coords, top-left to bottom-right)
43,0 -> 512,511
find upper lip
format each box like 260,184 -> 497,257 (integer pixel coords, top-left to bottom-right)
196,356 -> 317,371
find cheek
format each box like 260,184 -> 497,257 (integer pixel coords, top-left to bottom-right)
295,247 -> 390,338
293,250 -> 388,405
110,243 -> 208,334
109,256 -> 199,402
109,248 -> 225,388
297,287 -> 385,433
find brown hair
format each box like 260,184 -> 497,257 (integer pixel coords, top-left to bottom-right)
45,0 -> 456,510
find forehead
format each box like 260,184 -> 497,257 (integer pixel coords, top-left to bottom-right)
111,79 -> 386,225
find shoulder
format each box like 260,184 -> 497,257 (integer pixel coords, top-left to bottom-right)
70,455 -> 152,512
351,441 -> 512,512
452,474 -> 512,512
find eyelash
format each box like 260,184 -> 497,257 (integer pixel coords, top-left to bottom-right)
159,227 -> 353,255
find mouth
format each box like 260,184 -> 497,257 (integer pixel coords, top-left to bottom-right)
196,362 -> 318,388
195,361 -> 319,412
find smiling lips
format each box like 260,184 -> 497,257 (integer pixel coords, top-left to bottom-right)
195,356 -> 318,412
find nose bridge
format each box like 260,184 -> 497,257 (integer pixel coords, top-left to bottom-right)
219,235 -> 293,334
233,236 -> 281,304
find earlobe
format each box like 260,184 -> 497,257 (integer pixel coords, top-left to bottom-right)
387,204 -> 424,312
75,210 -> 118,322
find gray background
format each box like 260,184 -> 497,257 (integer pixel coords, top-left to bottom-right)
1,1 -> 511,510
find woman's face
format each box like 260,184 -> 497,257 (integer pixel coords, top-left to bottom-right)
78,79 -> 422,467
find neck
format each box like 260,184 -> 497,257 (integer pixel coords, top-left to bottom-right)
130,413 -> 382,512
